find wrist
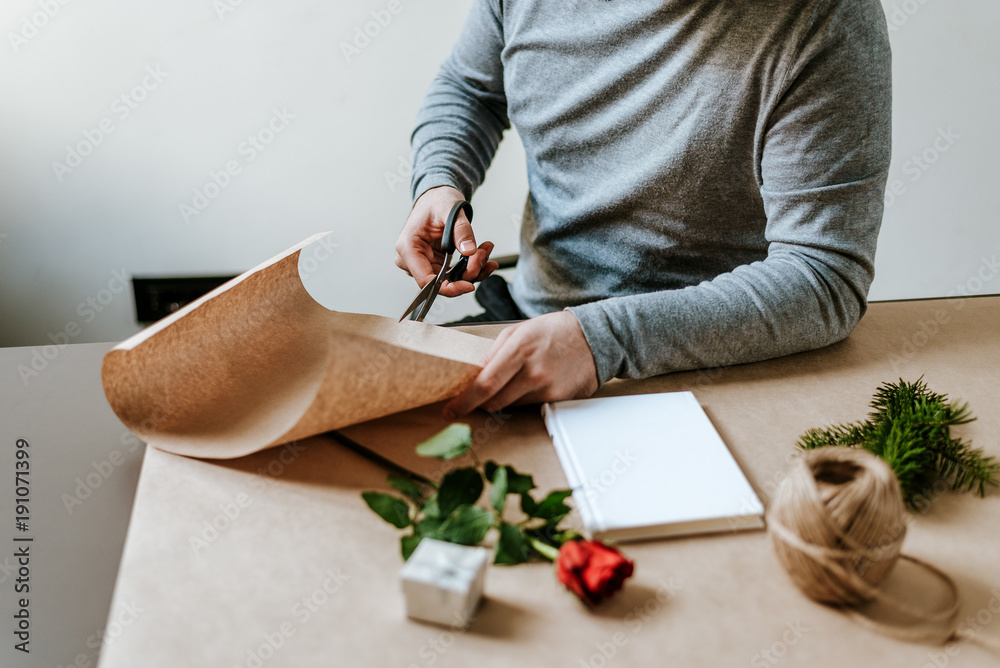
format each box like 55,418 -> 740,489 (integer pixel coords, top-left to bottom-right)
412,184 -> 464,210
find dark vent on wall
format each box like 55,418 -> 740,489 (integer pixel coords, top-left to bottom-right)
132,275 -> 238,325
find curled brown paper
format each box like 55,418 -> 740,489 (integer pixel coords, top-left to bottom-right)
102,233 -> 494,459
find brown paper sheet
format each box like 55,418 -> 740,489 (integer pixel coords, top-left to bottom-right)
101,233 -> 494,459
96,296 -> 1000,668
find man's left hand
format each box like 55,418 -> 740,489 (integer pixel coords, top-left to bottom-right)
443,311 -> 599,418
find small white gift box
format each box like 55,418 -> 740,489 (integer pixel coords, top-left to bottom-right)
399,538 -> 489,627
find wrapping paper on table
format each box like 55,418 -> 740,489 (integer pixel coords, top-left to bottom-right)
101,233 -> 493,459
95,296 -> 1000,668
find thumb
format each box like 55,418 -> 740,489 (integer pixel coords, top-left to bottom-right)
451,212 -> 477,256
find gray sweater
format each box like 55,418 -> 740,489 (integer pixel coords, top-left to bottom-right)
410,0 -> 892,384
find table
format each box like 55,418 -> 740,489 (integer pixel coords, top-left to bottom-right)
55,297 -> 1000,666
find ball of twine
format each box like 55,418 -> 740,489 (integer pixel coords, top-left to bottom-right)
768,447 -> 969,644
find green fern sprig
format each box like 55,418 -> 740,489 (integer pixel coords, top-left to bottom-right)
796,378 -> 998,507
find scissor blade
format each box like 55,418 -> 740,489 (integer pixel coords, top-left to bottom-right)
401,254 -> 454,323
399,280 -> 436,322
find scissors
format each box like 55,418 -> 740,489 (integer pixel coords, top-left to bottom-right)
399,200 -> 474,322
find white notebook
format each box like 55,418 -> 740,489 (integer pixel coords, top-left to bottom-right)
542,391 -> 764,542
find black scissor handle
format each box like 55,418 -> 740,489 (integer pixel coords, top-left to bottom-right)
441,200 -> 474,255
446,255 -> 469,283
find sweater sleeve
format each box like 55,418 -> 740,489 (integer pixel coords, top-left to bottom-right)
409,0 -> 510,202
568,0 -> 893,383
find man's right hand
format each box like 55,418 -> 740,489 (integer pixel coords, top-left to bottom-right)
394,186 -> 499,298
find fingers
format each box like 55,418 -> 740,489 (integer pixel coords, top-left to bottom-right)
394,247 -> 436,287
479,367 -> 538,412
395,186 -> 465,286
437,240 -> 497,296
477,260 -> 500,283
461,241 -> 494,281
452,213 -> 478,255
394,185 -> 498,295
444,327 -> 523,418
436,280 -> 477,298
394,216 -> 439,287
441,312 -> 600,420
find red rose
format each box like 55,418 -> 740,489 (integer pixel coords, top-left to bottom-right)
556,539 -> 634,605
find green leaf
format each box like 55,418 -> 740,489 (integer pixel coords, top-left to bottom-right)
415,424 -> 473,459
415,515 -> 445,539
438,505 -> 493,546
520,492 -> 538,516
438,467 -> 484,517
533,489 -> 573,523
485,461 -> 534,495
401,534 -> 422,561
387,475 -> 427,502
362,491 -> 411,529
484,460 -> 499,482
422,494 -> 441,518
494,523 -> 533,565
505,466 -> 536,495
491,465 -> 508,514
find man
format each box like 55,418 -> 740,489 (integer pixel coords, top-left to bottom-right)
394,0 -> 892,419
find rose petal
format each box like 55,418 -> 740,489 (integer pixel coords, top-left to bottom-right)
556,539 -> 633,606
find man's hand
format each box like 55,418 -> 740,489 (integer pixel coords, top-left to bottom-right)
394,185 -> 498,297
444,311 -> 599,418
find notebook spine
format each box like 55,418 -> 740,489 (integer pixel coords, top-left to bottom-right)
541,404 -> 604,535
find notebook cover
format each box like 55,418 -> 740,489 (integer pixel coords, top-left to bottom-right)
542,392 -> 764,542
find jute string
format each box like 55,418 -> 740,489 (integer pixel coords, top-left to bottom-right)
768,447 -> 999,649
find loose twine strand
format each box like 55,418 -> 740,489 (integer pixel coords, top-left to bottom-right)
768,446 -> 1000,651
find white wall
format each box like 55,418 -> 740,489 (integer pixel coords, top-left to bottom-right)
0,0 -> 996,348
0,0 -> 527,348
869,0 -> 1000,301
